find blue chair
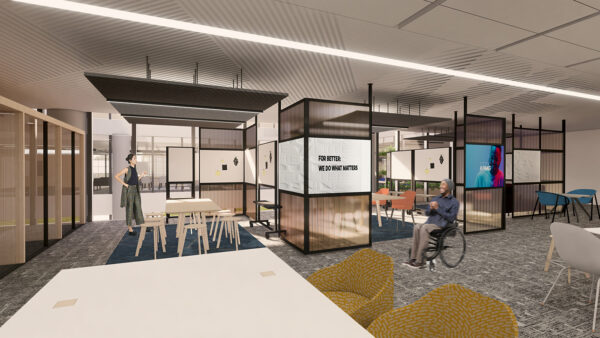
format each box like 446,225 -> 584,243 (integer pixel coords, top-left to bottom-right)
566,189 -> 599,221
532,191 -> 570,223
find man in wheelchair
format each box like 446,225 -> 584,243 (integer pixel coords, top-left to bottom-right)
403,178 -> 459,269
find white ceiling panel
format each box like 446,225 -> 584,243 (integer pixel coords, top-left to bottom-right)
277,0 -> 429,27
401,6 -> 531,50
548,15 -> 600,51
571,58 -> 600,76
501,36 -> 600,67
578,0 -> 600,10
442,0 -> 596,32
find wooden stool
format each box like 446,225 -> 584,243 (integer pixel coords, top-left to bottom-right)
210,210 -> 231,239
178,211 -> 209,256
216,212 -> 239,251
136,213 -> 167,260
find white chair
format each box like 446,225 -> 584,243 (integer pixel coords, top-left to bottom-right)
177,211 -> 210,256
542,222 -> 600,332
215,212 -> 239,251
136,213 -> 167,260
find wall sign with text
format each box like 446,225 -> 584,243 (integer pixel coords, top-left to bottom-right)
308,138 -> 370,194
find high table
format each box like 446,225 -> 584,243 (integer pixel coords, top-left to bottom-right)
165,198 -> 222,238
554,192 -> 600,222
372,193 -> 405,228
0,249 -> 372,338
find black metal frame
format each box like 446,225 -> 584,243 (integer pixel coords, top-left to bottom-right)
460,97 -> 506,234
510,114 -> 566,219
278,92 -> 373,254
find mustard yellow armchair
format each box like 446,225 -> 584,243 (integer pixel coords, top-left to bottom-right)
307,248 -> 393,327
367,284 -> 519,337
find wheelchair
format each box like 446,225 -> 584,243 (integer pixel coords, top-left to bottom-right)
408,221 -> 466,271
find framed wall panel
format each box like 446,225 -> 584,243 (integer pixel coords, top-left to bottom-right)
414,148 -> 450,182
279,101 -> 304,141
167,147 -> 194,182
244,148 -> 256,184
200,128 -> 243,150
199,150 -> 243,183
0,111 -> 19,266
279,191 -> 304,250
513,184 -> 538,217
388,150 -> 412,180
307,101 -> 369,138
245,184 -> 257,220
200,184 -> 243,214
279,138 -> 304,194
513,150 -> 540,183
258,141 -> 276,187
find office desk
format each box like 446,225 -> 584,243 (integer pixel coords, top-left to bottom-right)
165,198 -> 221,238
372,193 -> 405,228
1,249 -> 371,338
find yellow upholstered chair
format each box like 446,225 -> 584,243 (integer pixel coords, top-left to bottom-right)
307,248 -> 393,327
367,284 -> 518,338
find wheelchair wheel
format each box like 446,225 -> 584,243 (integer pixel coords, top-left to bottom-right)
439,228 -> 466,268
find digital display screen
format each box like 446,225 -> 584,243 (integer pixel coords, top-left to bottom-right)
466,144 -> 505,188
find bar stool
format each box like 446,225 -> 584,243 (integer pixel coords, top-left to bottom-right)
136,213 -> 167,260
178,211 -> 210,256
210,210 -> 231,240
216,212 -> 239,251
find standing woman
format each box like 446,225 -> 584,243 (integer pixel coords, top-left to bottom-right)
115,154 -> 147,235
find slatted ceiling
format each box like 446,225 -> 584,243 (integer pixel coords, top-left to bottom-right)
401,6 -> 532,50
442,0 -> 596,33
571,58 -> 600,76
579,0 -> 600,9
553,76 -> 600,92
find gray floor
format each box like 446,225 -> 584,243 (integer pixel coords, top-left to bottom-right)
2,207 -> 600,337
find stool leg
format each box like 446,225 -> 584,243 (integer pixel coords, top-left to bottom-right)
235,222 -> 240,250
212,215 -> 222,241
228,219 -> 233,244
217,218 -> 225,249
178,228 -> 187,257
160,225 -> 166,252
201,213 -> 209,254
153,226 -> 158,260
135,226 -> 147,257
197,226 -> 202,255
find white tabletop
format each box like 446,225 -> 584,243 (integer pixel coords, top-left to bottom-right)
165,198 -> 221,213
559,193 -> 593,199
372,193 -> 406,201
0,248 -> 372,338
585,228 -> 600,235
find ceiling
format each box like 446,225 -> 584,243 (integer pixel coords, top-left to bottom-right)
1,0 -> 599,131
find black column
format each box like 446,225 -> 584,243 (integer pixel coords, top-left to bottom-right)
43,122 -> 48,246
86,112 -> 92,222
71,131 -> 76,229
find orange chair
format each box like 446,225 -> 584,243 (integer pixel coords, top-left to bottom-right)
389,191 -> 416,229
372,188 -> 391,217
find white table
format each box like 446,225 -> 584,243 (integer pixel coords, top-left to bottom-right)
372,193 -> 405,228
0,248 -> 372,338
165,198 -> 221,238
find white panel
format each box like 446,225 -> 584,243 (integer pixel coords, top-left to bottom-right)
548,16 -> 600,51
308,138 -> 371,194
245,148 -> 256,184
390,151 -> 412,180
402,6 -> 531,50
414,148 -> 450,181
167,147 -> 194,182
200,150 -> 243,183
514,150 -> 540,183
279,139 -> 304,194
259,187 -> 275,204
502,36 -> 600,67
258,142 -> 276,187
506,154 -> 513,180
281,0 -> 428,27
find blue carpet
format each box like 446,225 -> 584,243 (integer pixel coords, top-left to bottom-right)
106,222 -> 264,265
371,215 -> 414,242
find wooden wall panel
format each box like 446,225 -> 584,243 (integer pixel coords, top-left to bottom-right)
465,189 -> 503,232
308,194 -> 369,252
245,183 -> 256,220
200,184 -> 243,214
280,192 -> 304,250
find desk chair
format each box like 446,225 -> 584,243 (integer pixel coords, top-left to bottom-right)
542,222 -> 600,332
389,190 -> 416,230
372,188 -> 390,217
532,191 -> 570,223
567,189 -> 599,221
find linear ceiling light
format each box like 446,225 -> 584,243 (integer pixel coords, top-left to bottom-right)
14,0 -> 600,102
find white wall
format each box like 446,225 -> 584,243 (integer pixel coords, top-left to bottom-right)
566,129 -> 600,193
